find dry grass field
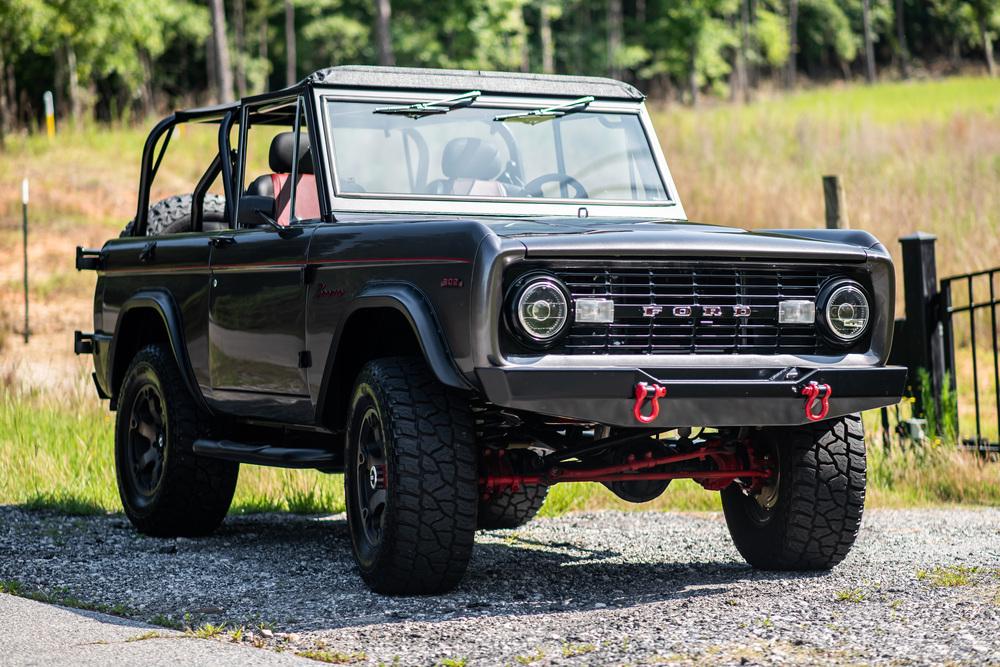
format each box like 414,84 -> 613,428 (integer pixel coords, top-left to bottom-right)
0,76 -> 998,514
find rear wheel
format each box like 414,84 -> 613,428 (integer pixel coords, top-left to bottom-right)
721,414 -> 866,570
478,482 -> 548,530
115,345 -> 238,537
345,357 -> 478,594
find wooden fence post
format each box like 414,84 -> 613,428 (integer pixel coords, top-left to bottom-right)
822,175 -> 850,229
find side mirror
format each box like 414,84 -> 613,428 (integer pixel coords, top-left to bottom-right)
238,195 -> 276,228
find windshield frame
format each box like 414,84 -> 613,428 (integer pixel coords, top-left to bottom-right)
312,87 -> 686,219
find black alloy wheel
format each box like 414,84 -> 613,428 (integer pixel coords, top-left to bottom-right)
123,381 -> 169,509
352,403 -> 389,562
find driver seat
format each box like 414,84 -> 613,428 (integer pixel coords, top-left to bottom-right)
432,137 -> 507,196
246,132 -> 321,224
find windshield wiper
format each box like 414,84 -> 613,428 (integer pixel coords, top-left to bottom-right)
493,96 -> 595,125
374,90 -> 481,119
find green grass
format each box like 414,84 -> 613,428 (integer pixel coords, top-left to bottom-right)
561,642 -> 598,657
0,379 -> 346,516
297,649 -> 367,664
0,578 -> 132,616
2,376 -> 999,516
834,588 -> 866,603
916,565 -> 980,588
654,76 -> 1000,288
188,622 -> 226,639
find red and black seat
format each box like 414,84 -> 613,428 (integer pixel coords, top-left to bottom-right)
246,132 -> 321,224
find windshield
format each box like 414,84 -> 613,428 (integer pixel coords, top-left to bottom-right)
324,100 -> 669,203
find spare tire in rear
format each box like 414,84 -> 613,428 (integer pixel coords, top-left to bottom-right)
121,194 -> 227,237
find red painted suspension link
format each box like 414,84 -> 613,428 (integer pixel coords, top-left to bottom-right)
480,440 -> 774,493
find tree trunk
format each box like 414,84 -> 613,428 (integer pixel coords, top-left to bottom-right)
519,4 -> 530,72
139,50 -> 155,118
259,8 -> 269,74
209,0 -> 234,102
895,0 -> 909,79
540,2 -> 555,74
607,0 -> 623,78
285,0 -> 297,86
736,0 -> 752,103
6,61 -> 15,131
374,0 -> 395,66
861,0 -> 877,84
786,0 -> 798,88
234,0 -> 247,97
66,43 -> 82,129
980,17 -> 996,77
689,47 -> 699,106
0,43 -> 7,147
206,34 -> 217,103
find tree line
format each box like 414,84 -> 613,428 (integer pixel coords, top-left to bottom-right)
0,0 -> 997,140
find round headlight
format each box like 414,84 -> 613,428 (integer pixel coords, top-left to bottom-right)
823,283 -> 870,341
512,277 -> 569,342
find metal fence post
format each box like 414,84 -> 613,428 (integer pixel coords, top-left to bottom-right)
898,233 -> 946,417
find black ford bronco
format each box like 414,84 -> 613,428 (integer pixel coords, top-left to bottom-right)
76,66 -> 906,595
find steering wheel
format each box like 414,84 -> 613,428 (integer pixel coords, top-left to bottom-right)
522,173 -> 589,199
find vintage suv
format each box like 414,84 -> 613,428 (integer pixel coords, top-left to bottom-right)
76,66 -> 906,595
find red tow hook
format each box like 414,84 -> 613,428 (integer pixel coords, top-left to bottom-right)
801,381 -> 832,422
633,382 -> 667,424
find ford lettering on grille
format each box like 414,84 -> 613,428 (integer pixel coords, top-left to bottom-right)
546,263 -> 846,355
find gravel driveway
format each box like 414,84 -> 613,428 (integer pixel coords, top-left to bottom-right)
1,507 -> 998,665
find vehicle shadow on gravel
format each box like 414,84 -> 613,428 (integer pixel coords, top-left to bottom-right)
0,508 -> 822,634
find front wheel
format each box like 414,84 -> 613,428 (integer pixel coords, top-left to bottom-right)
721,414 -> 866,570
345,357 -> 478,595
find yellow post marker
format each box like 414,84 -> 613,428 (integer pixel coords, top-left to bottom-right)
43,91 -> 55,139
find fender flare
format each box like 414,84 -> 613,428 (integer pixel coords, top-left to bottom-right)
108,290 -> 209,412
316,283 -> 471,419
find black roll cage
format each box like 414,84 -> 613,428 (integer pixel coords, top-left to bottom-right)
131,82 -> 332,237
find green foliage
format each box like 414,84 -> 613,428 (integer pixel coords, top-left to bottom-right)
915,368 -> 958,444
1,0 -> 999,123
798,0 -> 858,66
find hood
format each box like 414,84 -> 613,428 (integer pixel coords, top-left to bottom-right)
482,217 -> 874,262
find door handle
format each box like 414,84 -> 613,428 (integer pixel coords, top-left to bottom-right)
210,235 -> 237,248
138,241 -> 156,264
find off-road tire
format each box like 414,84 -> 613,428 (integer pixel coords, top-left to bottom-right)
345,357 -> 478,595
115,344 -> 239,537
478,483 -> 547,530
121,193 -> 226,237
721,414 -> 866,570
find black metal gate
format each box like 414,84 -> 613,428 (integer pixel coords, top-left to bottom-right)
890,233 -> 1000,452
941,267 -> 1000,452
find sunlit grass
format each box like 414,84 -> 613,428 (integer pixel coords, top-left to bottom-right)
653,76 -> 1000,290
0,378 -> 345,516
2,378 -> 996,517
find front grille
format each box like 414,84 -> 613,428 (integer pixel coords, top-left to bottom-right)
545,262 -> 845,356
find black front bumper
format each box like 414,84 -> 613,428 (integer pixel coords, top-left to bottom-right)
476,365 -> 907,428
